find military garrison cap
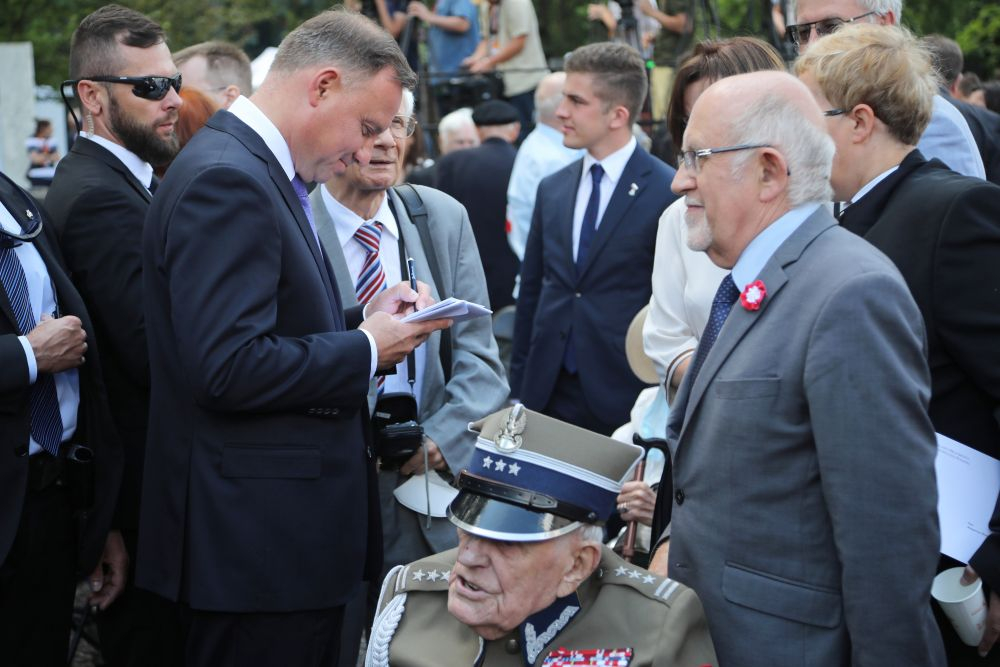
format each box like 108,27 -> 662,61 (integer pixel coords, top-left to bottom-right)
448,405 -> 643,542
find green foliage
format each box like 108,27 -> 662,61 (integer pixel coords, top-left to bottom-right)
956,5 -> 1000,78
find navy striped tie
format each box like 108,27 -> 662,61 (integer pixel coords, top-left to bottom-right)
354,222 -> 387,391
0,245 -> 63,455
687,274 -> 740,386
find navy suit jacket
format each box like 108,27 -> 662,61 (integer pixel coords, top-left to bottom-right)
510,146 -> 677,425
136,110 -> 380,612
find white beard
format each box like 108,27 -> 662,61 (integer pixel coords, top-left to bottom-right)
684,208 -> 713,253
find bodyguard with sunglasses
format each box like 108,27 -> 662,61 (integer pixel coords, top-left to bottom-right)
0,170 -> 124,666
789,0 -> 986,181
45,5 -> 185,665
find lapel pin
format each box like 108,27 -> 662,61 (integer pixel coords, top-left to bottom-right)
25,210 -> 33,219
628,183 -> 638,197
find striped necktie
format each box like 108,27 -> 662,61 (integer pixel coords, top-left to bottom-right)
0,245 -> 63,455
354,222 -> 388,390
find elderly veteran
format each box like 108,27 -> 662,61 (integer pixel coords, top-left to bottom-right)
365,405 -> 717,667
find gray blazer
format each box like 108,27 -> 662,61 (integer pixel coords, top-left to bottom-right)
311,184 -> 509,556
665,207 -> 945,666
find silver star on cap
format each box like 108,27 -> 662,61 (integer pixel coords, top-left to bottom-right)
494,459 -> 507,472
482,455 -> 493,468
508,462 -> 521,476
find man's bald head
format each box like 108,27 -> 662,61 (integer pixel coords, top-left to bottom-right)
534,72 -> 567,128
695,71 -> 826,140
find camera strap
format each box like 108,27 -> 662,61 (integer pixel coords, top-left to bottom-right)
389,185 -> 453,384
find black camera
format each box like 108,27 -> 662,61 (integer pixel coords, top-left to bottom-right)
372,393 -> 424,471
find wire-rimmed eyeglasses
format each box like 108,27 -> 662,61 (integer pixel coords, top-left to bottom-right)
676,143 -> 772,174
785,11 -> 879,47
389,115 -> 418,140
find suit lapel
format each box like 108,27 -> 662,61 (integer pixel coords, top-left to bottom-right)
676,209 -> 837,445
577,148 -> 651,281
310,186 -> 357,308
72,137 -> 152,204
558,161 -> 585,275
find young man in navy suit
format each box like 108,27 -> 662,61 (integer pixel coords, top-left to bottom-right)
511,42 -> 677,435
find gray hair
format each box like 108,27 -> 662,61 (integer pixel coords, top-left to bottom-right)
174,41 -> 253,95
401,88 -> 415,117
728,95 -> 835,206
438,107 -> 475,139
858,0 -> 902,20
534,79 -> 564,125
577,523 -> 605,545
269,9 -> 416,90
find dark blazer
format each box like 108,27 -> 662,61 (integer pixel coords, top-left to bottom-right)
0,175 -> 122,574
436,137 -> 520,310
841,149 -> 1000,590
44,136 -> 152,531
510,146 -> 677,425
944,90 -> 1000,186
136,110 -> 380,612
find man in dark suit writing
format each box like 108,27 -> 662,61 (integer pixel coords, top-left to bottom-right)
136,10 -> 450,666
511,42 -> 677,435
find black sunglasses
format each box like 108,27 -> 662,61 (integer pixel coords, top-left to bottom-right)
65,73 -> 183,101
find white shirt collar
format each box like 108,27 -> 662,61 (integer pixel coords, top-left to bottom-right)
321,187 -> 400,249
82,132 -> 154,189
731,202 -> 823,289
848,165 -> 900,206
582,136 -> 637,186
228,95 -> 295,181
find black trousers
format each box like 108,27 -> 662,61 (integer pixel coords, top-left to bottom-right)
96,528 -> 186,667
186,605 -> 345,667
0,457 -> 78,667
543,368 -> 619,436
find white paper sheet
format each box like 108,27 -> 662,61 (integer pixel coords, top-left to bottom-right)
936,433 -> 1000,563
400,297 -> 492,324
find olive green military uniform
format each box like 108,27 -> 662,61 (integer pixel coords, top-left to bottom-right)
366,546 -> 717,667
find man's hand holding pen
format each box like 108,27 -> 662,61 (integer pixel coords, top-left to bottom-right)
360,279 -> 451,369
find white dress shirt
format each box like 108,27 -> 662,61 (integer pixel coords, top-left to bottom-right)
82,132 -> 155,191
1,202 -> 79,454
321,188 -> 426,406
227,95 -> 379,378
572,136 -> 637,262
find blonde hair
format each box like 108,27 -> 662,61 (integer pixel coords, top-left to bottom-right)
794,24 -> 936,146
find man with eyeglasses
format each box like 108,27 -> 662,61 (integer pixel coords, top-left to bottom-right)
789,0 -> 985,180
661,69 -> 944,666
311,88 -> 508,665
0,167 -> 124,666
44,5 -> 186,665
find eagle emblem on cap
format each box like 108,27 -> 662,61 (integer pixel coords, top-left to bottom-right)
495,404 -> 527,453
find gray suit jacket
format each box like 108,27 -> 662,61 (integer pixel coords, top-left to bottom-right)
311,184 -> 509,557
666,207 -> 945,666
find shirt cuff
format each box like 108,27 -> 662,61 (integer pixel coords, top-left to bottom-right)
359,328 -> 378,379
17,336 -> 37,384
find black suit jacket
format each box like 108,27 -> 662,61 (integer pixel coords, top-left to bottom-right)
944,89 -> 1000,186
0,174 -> 122,574
436,137 -> 520,310
841,149 -> 1000,589
44,136 -> 152,532
510,146 -> 678,426
136,110 -> 380,612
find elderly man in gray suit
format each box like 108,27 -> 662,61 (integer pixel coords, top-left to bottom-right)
649,71 -> 946,666
310,89 -> 509,663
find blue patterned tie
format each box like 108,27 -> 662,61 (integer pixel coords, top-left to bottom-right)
575,163 -> 605,272
0,245 -> 63,455
687,274 -> 740,386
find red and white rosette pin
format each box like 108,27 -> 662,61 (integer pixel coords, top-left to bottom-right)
740,280 -> 767,311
